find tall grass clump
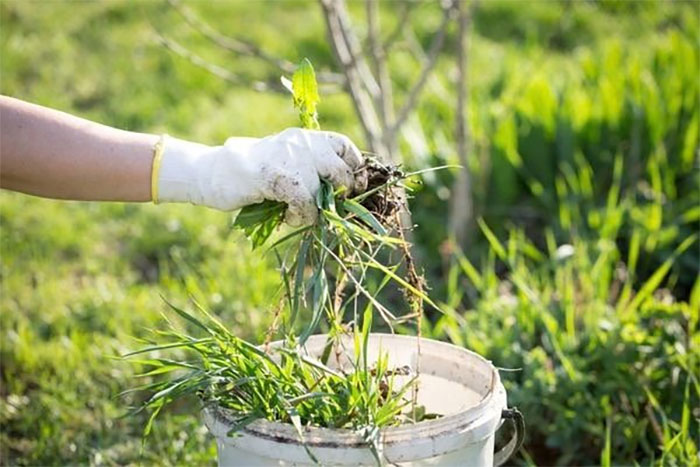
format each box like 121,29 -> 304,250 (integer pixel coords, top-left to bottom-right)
411,27 -> 698,301
431,160 -> 699,465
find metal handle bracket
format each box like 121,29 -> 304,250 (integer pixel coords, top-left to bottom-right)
493,407 -> 525,466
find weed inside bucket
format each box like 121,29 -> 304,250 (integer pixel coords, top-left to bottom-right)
122,59 -> 449,464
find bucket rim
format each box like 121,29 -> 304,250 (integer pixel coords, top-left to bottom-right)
204,333 -> 504,449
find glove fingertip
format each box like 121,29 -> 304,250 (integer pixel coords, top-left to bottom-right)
340,167 -> 355,195
325,132 -> 363,170
284,202 -> 318,227
354,168 -> 369,194
284,212 -> 302,228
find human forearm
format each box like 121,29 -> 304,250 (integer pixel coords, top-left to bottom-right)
0,96 -> 157,202
0,96 -> 367,226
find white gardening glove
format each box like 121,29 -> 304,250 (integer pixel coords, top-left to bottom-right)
155,128 -> 367,226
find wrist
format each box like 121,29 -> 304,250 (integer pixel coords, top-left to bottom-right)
150,135 -> 166,203
153,135 -> 211,205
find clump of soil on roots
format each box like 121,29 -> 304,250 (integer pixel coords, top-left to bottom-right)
358,159 -> 405,227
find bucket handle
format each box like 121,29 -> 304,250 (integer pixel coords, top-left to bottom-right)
493,407 -> 525,466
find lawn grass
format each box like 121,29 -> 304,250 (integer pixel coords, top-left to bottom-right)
1,1 -> 697,465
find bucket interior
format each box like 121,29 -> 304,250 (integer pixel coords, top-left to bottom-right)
297,334 -> 496,418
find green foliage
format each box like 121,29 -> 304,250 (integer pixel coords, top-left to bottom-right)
414,25 -> 699,301
0,197 -> 276,465
272,168 -> 440,343
123,302 -> 415,460
1,1 -> 697,466
233,58 -> 439,346
232,199 -> 286,249
428,165 -> 699,465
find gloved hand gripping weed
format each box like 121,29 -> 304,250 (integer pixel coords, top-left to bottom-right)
153,128 -> 365,227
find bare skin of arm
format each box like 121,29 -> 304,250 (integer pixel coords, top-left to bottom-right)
0,95 -> 157,202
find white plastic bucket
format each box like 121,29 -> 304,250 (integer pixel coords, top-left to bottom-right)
203,334 -> 523,466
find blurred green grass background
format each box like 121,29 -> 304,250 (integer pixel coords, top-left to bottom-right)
1,1 -> 698,465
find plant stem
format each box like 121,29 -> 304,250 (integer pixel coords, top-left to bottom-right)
392,210 -> 424,421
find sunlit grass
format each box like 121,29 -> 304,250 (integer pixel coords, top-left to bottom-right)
429,160 -> 699,465
1,1 -> 697,465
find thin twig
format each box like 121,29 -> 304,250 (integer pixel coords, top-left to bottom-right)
154,32 -> 274,91
319,0 -> 385,157
333,0 -> 381,98
391,1 -> 457,134
447,0 -> 474,246
366,0 -> 395,134
381,1 -> 413,52
403,24 -> 428,64
332,272 -> 349,319
168,0 -> 294,71
392,209 -> 425,421
263,296 -> 286,353
168,0 -> 344,85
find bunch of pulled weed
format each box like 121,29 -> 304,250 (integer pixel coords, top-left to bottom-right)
122,59 -> 450,464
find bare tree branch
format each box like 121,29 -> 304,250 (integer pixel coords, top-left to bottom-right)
168,0 -> 294,71
366,0 -> 395,135
390,1 -> 457,135
448,0 -> 473,246
366,0 -> 381,95
320,0 -> 387,159
404,25 -> 428,64
333,0 -> 381,98
156,31 -> 343,95
381,1 -> 414,52
168,0 -> 344,85
154,32 -> 274,91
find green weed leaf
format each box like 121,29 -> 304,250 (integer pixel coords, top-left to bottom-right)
292,58 -> 320,130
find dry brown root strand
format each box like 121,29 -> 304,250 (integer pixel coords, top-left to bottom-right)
391,211 -> 425,320
332,272 -> 349,318
391,209 -> 426,422
332,272 -> 350,365
263,296 -> 286,353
